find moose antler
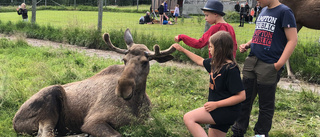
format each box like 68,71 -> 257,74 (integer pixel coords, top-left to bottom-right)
148,44 -> 176,57
147,45 -> 176,63
103,31 -> 176,63
103,33 -> 128,54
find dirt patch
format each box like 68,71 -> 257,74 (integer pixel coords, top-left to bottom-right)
1,34 -> 319,94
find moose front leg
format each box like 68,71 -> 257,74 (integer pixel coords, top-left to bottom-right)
286,60 -> 295,79
81,118 -> 121,137
37,120 -> 56,137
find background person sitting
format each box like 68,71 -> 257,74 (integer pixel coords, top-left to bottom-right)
139,16 -> 145,24
144,11 -> 153,24
163,13 -> 173,25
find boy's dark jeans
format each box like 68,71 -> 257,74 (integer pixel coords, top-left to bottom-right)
232,56 -> 282,137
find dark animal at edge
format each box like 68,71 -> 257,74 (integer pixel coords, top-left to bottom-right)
12,29 -> 176,137
279,0 -> 320,79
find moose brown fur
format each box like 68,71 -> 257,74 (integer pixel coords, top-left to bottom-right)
13,29 -> 176,137
280,0 -> 320,78
280,0 -> 320,31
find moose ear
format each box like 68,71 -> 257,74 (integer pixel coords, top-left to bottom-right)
150,55 -> 174,63
124,28 -> 134,48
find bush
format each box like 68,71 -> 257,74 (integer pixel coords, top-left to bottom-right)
224,11 -> 240,23
290,42 -> 320,83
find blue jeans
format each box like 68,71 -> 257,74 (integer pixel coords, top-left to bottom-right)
232,56 -> 282,137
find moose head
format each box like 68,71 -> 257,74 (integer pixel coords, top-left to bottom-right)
103,29 -> 176,100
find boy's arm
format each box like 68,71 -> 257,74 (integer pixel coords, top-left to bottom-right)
172,43 -> 204,66
239,39 -> 252,53
274,27 -> 298,70
174,25 -> 217,49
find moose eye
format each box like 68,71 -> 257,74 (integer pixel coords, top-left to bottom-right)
142,61 -> 148,66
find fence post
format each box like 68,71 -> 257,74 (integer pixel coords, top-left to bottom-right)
32,0 -> 36,23
74,0 -> 76,9
137,0 -> 139,11
98,0 -> 103,32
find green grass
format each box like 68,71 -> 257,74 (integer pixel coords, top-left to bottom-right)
1,38 -> 319,137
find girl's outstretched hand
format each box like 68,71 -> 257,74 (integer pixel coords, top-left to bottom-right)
204,102 -> 218,112
172,43 -> 184,52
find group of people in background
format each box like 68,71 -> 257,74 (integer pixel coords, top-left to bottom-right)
158,0 -> 180,25
235,1 -> 262,27
140,0 -> 179,25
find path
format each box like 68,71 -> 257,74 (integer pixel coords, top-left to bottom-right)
1,34 -> 320,94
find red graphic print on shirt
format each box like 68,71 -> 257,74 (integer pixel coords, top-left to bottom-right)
252,15 -> 278,47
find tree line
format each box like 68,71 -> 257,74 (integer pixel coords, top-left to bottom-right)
1,0 -> 152,6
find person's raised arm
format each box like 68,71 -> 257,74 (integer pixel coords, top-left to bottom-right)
172,43 -> 204,66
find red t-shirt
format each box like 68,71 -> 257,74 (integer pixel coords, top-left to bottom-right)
179,23 -> 237,58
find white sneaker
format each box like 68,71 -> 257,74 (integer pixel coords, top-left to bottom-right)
253,135 -> 265,137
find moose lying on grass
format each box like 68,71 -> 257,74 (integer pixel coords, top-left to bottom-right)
13,29 -> 176,137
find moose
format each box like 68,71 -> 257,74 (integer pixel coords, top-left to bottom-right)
13,29 -> 176,137
279,0 -> 320,79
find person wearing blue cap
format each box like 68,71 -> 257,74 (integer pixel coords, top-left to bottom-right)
174,0 -> 238,59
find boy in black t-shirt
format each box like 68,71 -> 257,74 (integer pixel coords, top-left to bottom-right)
231,0 -> 298,136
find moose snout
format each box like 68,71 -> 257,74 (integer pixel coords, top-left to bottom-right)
115,78 -> 135,100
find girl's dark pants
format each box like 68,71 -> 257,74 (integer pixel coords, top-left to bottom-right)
231,56 -> 283,137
